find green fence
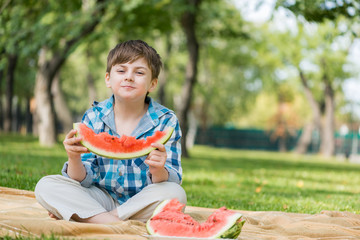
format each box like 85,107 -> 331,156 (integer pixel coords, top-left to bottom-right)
195,127 -> 360,154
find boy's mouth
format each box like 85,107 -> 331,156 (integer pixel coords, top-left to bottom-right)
121,85 -> 135,89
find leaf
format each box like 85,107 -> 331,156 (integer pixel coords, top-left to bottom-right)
296,180 -> 304,188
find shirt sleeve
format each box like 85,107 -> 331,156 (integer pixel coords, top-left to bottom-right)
162,114 -> 183,184
61,153 -> 98,188
61,109 -> 100,187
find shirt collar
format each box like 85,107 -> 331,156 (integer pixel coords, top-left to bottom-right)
132,96 -> 170,138
93,95 -> 170,138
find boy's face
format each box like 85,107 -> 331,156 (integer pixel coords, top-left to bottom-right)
105,57 -> 157,102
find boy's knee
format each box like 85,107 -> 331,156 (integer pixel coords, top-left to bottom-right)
35,175 -> 70,199
35,175 -> 56,199
154,182 -> 187,205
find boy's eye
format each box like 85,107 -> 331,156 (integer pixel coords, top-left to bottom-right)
136,71 -> 144,75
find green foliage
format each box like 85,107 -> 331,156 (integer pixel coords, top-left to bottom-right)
61,43 -> 109,116
14,56 -> 37,99
277,0 -> 360,23
198,0 -> 249,39
262,18 -> 353,110
2,0 -> 359,134
235,90 -> 311,129
189,1 -> 263,126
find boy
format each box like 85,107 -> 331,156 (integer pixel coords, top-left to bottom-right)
35,40 -> 186,224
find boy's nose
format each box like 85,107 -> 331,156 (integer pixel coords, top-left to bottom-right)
124,73 -> 134,81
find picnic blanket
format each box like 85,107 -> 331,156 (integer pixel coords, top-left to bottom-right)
1,186 -> 360,240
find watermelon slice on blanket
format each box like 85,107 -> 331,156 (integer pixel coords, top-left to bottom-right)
146,199 -> 245,239
73,122 -> 174,160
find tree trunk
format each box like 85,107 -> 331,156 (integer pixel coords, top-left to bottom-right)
34,47 -> 57,146
178,0 -> 201,158
30,97 -> 38,136
0,68 -> 3,131
52,71 -> 73,133
4,54 -> 17,132
15,96 -> 22,132
34,0 -> 106,146
86,48 -> 97,104
296,69 -> 322,154
320,75 -> 335,157
278,136 -> 287,152
296,122 -> 314,154
157,34 -> 172,105
87,72 -> 97,104
25,96 -> 32,134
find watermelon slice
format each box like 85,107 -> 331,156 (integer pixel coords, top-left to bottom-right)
73,122 -> 174,160
146,199 -> 245,239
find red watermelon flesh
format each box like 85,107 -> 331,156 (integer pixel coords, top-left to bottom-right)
73,123 -> 174,160
146,199 -> 245,239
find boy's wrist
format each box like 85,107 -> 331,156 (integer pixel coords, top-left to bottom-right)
67,155 -> 82,163
150,167 -> 169,183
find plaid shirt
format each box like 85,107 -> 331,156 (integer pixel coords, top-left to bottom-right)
62,95 -> 182,204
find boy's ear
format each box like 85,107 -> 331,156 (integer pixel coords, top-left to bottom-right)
105,72 -> 111,88
148,78 -> 158,93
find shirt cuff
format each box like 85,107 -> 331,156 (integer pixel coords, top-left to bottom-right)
165,165 -> 181,184
61,162 -> 93,187
146,166 -> 180,184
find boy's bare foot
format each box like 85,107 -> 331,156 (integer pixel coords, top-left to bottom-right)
71,210 -> 120,224
47,210 -> 120,223
48,212 -> 60,220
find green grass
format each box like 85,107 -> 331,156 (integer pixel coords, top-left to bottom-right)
182,146 -> 360,214
0,134 -> 66,190
1,134 -> 360,214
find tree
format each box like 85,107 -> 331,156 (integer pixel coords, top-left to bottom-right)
296,69 -> 322,154
3,54 -> 17,132
0,68 -> 3,130
176,0 -> 202,157
59,0 -> 175,118
171,0 -> 256,155
276,0 -> 360,156
33,0 -> 106,146
0,1 -> 40,132
272,20 -> 353,156
194,0 -> 252,127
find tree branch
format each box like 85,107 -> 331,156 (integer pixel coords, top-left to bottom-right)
49,0 -> 107,78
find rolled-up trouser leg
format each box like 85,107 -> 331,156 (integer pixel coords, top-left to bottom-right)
35,175 -> 116,221
35,175 -> 186,223
116,181 -> 187,222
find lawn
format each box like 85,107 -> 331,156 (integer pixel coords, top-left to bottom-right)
1,134 -> 360,214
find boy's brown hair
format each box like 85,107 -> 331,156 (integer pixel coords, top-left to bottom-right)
106,40 -> 162,79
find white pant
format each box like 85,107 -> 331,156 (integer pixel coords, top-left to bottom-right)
35,175 -> 186,222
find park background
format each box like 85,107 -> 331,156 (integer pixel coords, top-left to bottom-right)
1,0 -> 360,215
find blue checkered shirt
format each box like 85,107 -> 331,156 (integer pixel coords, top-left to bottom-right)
62,95 -> 182,204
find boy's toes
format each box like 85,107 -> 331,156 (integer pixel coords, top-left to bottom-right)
48,212 -> 60,220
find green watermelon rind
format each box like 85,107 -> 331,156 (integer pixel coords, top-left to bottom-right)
218,216 -> 246,239
73,123 -> 174,160
146,199 -> 245,239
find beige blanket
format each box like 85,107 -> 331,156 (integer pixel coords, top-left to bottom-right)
1,187 -> 360,240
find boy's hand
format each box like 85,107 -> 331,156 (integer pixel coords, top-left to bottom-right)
63,129 -> 89,162
145,143 -> 168,182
